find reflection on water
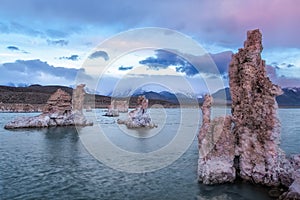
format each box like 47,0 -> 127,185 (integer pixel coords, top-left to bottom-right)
1,108 -> 299,200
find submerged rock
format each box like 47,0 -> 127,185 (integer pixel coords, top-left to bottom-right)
117,95 -> 157,128
4,84 -> 92,129
198,94 -> 235,184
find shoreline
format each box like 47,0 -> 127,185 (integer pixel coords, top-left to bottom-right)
1,104 -> 300,113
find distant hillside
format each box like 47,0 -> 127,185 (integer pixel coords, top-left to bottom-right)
0,85 -> 177,108
0,85 -> 110,108
0,84 -> 73,104
277,88 -> 300,107
212,87 -> 232,102
1,85 -> 299,108
132,91 -> 179,104
211,87 -> 300,107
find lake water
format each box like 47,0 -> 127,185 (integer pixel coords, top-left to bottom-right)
0,108 -> 299,200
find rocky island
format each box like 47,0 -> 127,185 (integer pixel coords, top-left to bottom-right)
117,95 -> 157,128
4,84 -> 93,129
198,29 -> 300,199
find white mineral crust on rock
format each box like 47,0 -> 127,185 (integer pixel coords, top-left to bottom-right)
4,84 -> 92,129
117,95 -> 156,128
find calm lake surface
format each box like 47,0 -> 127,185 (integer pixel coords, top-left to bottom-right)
1,108 -> 299,200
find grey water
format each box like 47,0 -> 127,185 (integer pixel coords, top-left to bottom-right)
0,108 -> 299,200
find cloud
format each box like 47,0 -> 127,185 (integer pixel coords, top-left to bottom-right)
139,49 -> 232,77
0,21 -> 76,40
210,51 -> 233,74
139,50 -> 179,70
0,59 -> 91,86
0,1 -> 299,48
6,46 -> 20,51
266,65 -> 300,88
176,65 -> 199,77
139,49 -> 199,76
59,55 -> 79,61
6,45 -> 29,54
287,64 -> 295,68
88,50 -> 109,60
46,29 -> 68,38
9,22 -> 43,37
118,66 -> 133,71
47,39 -> 69,46
270,62 -> 297,70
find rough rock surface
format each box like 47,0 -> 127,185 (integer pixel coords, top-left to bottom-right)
72,84 -> 85,112
228,29 -> 286,186
279,156 -> 300,199
117,95 -> 157,128
43,89 -> 71,114
104,106 -> 119,117
198,94 -> 235,184
104,100 -> 129,117
4,85 -> 92,129
111,100 -> 128,113
280,170 -> 300,200
197,29 -> 300,198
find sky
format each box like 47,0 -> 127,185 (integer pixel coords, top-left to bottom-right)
0,0 -> 299,95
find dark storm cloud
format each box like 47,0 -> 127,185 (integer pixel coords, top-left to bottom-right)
89,51 -> 109,61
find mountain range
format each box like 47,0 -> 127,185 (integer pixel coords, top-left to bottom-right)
0,85 -> 299,107
209,87 -> 300,107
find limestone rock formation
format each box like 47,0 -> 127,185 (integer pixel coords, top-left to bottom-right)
229,29 -> 285,186
280,170 -> 300,199
279,155 -> 300,199
104,100 -> 129,117
198,94 -> 235,184
72,84 -> 85,112
4,85 -> 92,129
43,89 -> 72,114
104,105 -> 120,117
117,95 -> 157,128
111,100 -> 129,113
197,29 -> 300,198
